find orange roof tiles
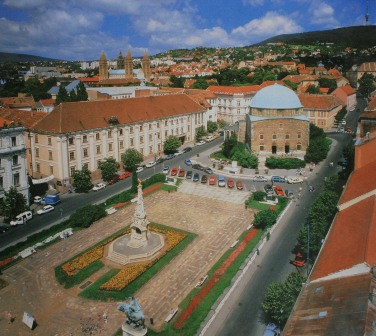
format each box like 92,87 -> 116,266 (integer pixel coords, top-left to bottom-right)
79,76 -> 99,83
39,98 -> 55,105
207,85 -> 260,94
0,108 -> 47,128
33,94 -> 205,134
0,96 -> 36,109
298,94 -> 343,109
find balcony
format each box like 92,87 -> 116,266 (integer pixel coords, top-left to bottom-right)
0,145 -> 26,155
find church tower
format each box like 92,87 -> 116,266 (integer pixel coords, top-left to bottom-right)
124,49 -> 133,79
117,51 -> 124,69
141,50 -> 151,82
99,51 -> 109,81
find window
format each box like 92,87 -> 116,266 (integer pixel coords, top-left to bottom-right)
285,134 -> 290,139
11,136 -> 16,146
13,173 -> 20,186
83,148 -> 88,157
68,137 -> 74,145
96,145 -> 101,154
69,152 -> 75,160
140,136 -> 144,144
149,124 -> 152,130
70,167 -> 75,175
158,133 -> 161,139
237,100 -> 240,106
165,131 -> 168,137
109,143 -> 113,151
165,121 -> 168,126
108,130 -> 112,138
272,134 -> 277,140
297,132 -> 301,139
297,143 -> 302,150
83,135 -> 87,143
49,166 -> 54,174
12,155 -> 18,165
140,125 -> 143,131
36,163 -> 40,173
96,133 -> 100,140
279,123 -> 283,129
157,122 -> 160,128
48,151 -> 53,160
35,148 -> 39,157
259,134 -> 264,140
119,129 -> 123,136
149,134 -> 153,141
0,176 -> 3,189
120,141 -> 124,149
35,134 -> 39,143
149,145 -> 153,153
48,137 -> 52,145
259,144 -> 264,151
130,127 -> 133,134
130,138 -> 134,146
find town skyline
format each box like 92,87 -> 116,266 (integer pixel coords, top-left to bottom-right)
0,0 -> 373,61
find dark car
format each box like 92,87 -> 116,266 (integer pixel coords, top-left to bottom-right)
0,224 -> 10,234
201,174 -> 208,183
337,159 -> 348,167
183,147 -> 192,153
193,173 -> 200,182
165,154 -> 175,160
186,171 -> 193,179
192,164 -> 204,171
108,175 -> 119,185
204,167 -> 213,174
264,184 -> 274,195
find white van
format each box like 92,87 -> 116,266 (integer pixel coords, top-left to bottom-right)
10,211 -> 33,226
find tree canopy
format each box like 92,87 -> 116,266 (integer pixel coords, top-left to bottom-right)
163,136 -> 182,154
207,120 -> 218,133
358,73 -> 376,98
72,166 -> 93,192
98,157 -> 119,182
0,186 -> 28,222
121,148 -> 143,171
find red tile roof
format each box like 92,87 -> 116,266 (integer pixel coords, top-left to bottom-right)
298,94 -> 343,109
358,62 -> 376,72
207,85 -> 260,94
79,76 -> 99,83
39,98 -> 55,105
0,96 -> 36,110
0,108 -> 47,128
32,94 -> 205,134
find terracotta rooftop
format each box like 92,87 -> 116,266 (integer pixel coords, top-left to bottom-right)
39,98 -> 55,105
298,94 -> 343,110
0,108 -> 47,128
366,96 -> 376,111
0,96 -> 36,110
207,85 -> 260,94
358,62 -> 376,72
32,94 -> 206,134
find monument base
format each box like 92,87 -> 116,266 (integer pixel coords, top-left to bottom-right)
122,323 -> 147,336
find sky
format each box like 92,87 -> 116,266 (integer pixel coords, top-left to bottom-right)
0,0 -> 373,61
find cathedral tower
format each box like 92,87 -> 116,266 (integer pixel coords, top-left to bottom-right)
124,49 -> 133,79
99,51 -> 109,81
141,50 -> 151,82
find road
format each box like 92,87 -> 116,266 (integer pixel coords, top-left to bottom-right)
201,100 -> 367,336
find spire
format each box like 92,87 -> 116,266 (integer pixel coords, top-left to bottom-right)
100,51 -> 107,61
99,51 -> 108,81
141,50 -> 151,82
124,49 -> 133,79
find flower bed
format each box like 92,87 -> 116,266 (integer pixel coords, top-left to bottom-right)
99,225 -> 185,291
143,184 -> 162,196
0,256 -> 16,268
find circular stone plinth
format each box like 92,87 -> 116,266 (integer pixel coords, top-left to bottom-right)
121,323 -> 147,336
107,232 -> 164,265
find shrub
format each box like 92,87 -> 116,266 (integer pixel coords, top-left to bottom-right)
69,205 -> 107,228
253,209 -> 278,229
253,191 -> 266,201
265,157 -> 306,169
142,173 -> 166,188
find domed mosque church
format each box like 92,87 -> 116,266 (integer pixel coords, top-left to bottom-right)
243,84 -> 310,157
98,49 -> 152,84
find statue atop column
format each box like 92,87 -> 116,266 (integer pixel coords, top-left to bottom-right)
127,179 -> 150,248
118,297 -> 147,336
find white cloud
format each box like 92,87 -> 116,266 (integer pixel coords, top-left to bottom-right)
242,0 -> 265,6
231,11 -> 303,42
309,1 -> 339,27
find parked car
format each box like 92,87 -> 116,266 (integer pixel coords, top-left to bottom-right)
186,171 -> 193,179
209,175 -> 216,185
118,171 -> 132,179
193,173 -> 200,182
0,224 -> 10,234
273,185 -> 285,196
37,205 -> 55,215
108,175 -> 119,185
285,189 -> 294,198
337,159 -> 348,167
218,176 -> 226,187
183,147 -> 192,153
178,169 -> 186,177
205,135 -> 215,142
165,154 -> 175,160
170,167 -> 178,176
291,254 -> 306,267
201,175 -> 208,183
227,178 -> 235,188
146,161 -> 157,168
196,140 -> 206,146
204,167 -> 213,174
162,166 -> 170,174
192,163 -> 204,171
337,126 -> 345,133
174,150 -> 184,156
236,181 -> 244,190
253,175 -> 268,182
93,182 -> 106,191
286,176 -> 303,184
184,159 -> 192,166
136,166 -> 144,173
10,211 -> 33,226
263,323 -> 281,336
264,184 -> 274,195
271,176 -> 286,183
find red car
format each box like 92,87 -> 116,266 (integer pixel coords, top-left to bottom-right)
209,176 -> 216,185
178,169 -> 185,177
273,185 -> 285,196
108,175 -> 119,185
292,254 -> 306,267
227,179 -> 235,188
170,167 -> 178,176
236,181 -> 244,190
118,171 -> 131,179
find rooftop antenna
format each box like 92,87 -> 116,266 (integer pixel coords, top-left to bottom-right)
365,0 -> 369,26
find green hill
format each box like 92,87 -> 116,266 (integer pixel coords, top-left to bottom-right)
256,25 -> 376,49
0,52 -> 58,62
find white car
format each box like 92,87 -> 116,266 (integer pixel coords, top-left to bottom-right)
162,166 -> 170,174
37,205 -> 55,215
286,177 -> 304,184
253,175 -> 268,182
136,166 -> 144,173
196,140 -> 206,146
92,183 -> 106,191
146,161 -> 157,168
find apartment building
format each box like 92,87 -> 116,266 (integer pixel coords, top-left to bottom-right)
29,94 -> 206,191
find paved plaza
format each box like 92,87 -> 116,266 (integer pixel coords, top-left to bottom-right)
0,187 -> 255,335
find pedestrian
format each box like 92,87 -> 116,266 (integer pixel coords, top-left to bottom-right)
330,162 -> 334,167
6,311 -> 13,324
103,312 -> 108,324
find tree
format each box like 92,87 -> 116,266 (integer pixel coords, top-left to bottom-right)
163,136 -> 182,154
98,157 -> 119,182
131,168 -> 138,193
262,272 -> 306,327
222,133 -> 237,158
72,166 -> 93,192
191,78 -> 209,89
207,120 -> 218,133
56,85 -> 70,105
253,209 -> 278,229
121,148 -> 143,171
0,186 -> 28,222
306,85 -> 320,94
76,82 -> 88,101
218,119 -> 227,129
69,204 -> 106,228
169,75 -> 185,88
358,73 -> 376,98
195,125 -> 207,141
69,89 -> 77,102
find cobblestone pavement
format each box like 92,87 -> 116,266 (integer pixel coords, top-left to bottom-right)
0,188 -> 254,335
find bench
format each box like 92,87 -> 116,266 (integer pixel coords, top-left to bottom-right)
60,228 -> 73,239
195,275 -> 208,288
105,207 -> 117,215
230,240 -> 239,248
165,308 -> 178,323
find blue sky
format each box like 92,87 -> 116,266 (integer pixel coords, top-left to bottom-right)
0,0 -> 372,61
